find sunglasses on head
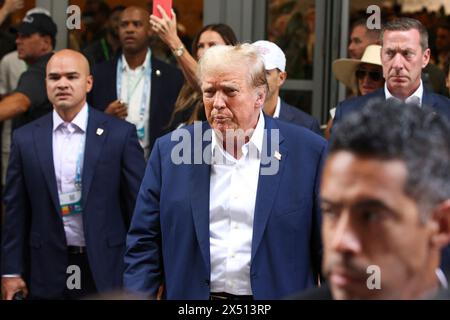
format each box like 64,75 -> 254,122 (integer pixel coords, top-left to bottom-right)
355,69 -> 383,82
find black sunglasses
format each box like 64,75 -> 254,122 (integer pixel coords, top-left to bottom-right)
355,69 -> 383,82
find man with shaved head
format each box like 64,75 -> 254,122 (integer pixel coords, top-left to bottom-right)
88,6 -> 183,158
1,49 -> 145,300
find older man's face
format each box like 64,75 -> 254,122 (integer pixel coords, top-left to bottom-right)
201,65 -> 265,136
381,29 -> 430,99
321,151 -> 437,299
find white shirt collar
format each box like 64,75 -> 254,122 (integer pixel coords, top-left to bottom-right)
384,80 -> 424,105
53,103 -> 88,133
436,268 -> 449,290
120,48 -> 151,72
211,110 -> 265,160
273,97 -> 281,118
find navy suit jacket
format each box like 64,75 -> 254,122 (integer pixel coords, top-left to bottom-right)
334,88 -> 450,126
88,54 -> 184,151
124,115 -> 327,299
278,99 -> 322,135
1,108 -> 146,299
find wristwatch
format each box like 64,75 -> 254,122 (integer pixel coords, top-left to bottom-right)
173,45 -> 185,57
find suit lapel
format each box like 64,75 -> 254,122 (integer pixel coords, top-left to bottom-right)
190,122 -> 212,272
279,100 -> 294,122
34,115 -> 60,215
82,109 -> 107,209
422,89 -> 436,109
149,57 -> 161,119
251,116 -> 287,261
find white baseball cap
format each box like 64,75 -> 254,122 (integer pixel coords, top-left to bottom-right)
252,40 -> 286,72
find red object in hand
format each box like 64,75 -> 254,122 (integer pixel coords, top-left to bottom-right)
152,0 -> 173,19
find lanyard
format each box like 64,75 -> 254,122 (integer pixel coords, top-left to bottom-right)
116,50 -> 152,128
100,38 -> 110,61
74,129 -> 86,191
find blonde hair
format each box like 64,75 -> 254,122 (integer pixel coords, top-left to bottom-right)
197,43 -> 268,92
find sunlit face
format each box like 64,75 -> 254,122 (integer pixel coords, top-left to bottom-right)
201,65 -> 265,137
196,30 -> 226,60
348,25 -> 372,59
321,152 -> 438,300
356,63 -> 384,96
381,29 -> 430,99
46,52 -> 93,113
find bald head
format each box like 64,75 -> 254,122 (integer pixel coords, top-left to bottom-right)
119,6 -> 152,54
46,49 -> 93,120
122,6 -> 150,22
47,49 -> 91,76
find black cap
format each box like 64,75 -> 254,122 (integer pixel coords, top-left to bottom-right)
16,13 -> 57,38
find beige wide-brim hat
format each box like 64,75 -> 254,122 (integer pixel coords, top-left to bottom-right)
332,45 -> 382,91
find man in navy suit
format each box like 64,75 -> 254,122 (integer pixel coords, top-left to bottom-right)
88,6 -> 183,157
334,18 -> 450,126
252,40 -> 322,135
1,50 -> 145,300
124,44 -> 327,300
294,101 -> 450,300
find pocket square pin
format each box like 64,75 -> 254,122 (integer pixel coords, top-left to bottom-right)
274,151 -> 282,161
96,128 -> 104,136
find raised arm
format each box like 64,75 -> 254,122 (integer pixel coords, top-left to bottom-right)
150,5 -> 200,91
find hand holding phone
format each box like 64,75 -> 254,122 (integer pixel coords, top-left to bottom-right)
152,0 -> 173,19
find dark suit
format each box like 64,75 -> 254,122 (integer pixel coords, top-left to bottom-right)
278,99 -> 322,135
124,115 -> 327,299
88,54 -> 184,151
287,284 -> 332,300
333,88 -> 450,126
1,108 -> 146,299
332,87 -> 450,280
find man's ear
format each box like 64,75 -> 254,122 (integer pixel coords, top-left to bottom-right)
86,74 -> 94,93
422,48 -> 431,68
255,87 -> 266,108
430,200 -> 450,249
278,71 -> 287,87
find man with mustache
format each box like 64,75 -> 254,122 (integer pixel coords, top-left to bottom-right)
295,100 -> 450,299
88,6 -> 183,158
1,50 -> 145,299
333,17 -> 450,125
124,44 -> 327,299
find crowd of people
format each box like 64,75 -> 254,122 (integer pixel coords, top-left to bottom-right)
0,0 -> 449,301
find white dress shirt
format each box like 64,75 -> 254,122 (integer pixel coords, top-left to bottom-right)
209,111 -> 265,295
272,97 -> 281,118
385,80 -> 424,105
53,104 -> 88,247
119,49 -> 151,157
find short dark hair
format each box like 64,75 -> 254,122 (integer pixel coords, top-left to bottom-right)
381,17 -> 429,51
330,100 -> 450,219
192,24 -> 238,59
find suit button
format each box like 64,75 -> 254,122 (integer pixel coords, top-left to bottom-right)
204,279 -> 210,286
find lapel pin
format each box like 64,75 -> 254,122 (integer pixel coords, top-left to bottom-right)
96,128 -> 104,136
156,69 -> 161,76
274,151 -> 282,161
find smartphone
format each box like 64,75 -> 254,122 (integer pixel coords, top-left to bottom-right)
152,0 -> 173,19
